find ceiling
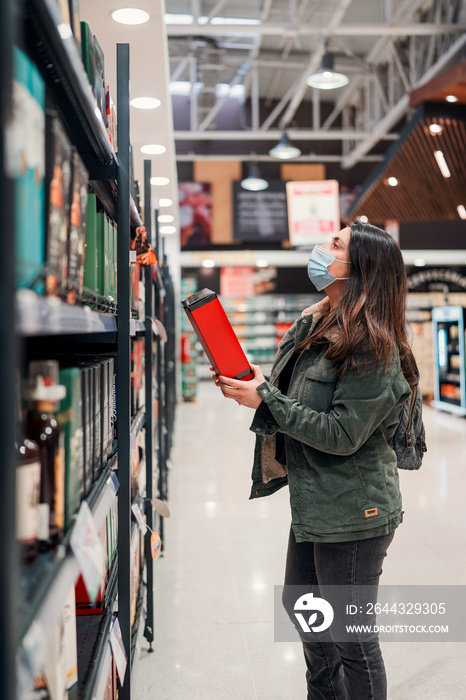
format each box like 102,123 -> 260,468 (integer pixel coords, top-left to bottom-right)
78,0 -> 466,259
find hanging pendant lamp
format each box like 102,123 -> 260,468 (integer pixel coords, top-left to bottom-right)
306,52 -> 349,90
240,163 -> 269,191
268,131 -> 301,160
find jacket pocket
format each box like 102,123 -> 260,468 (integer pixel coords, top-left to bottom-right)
300,362 -> 336,411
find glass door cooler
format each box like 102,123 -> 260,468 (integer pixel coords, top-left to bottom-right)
432,306 -> 466,416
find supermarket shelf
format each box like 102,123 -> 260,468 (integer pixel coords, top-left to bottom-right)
24,0 -> 143,231
17,458 -> 119,699
77,557 -> 118,700
131,407 -> 146,445
130,579 -> 147,695
25,0 -> 114,169
16,290 -> 118,337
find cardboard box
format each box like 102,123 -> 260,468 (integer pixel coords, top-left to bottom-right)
12,48 -> 46,290
58,368 -> 83,530
67,151 -> 88,302
45,114 -> 72,296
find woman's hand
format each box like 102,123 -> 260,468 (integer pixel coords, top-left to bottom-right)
211,363 -> 265,409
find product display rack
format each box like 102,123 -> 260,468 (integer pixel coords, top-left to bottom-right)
1,3 -> 176,700
431,305 -> 466,415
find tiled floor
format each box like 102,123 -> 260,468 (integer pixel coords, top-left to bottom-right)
135,381 -> 466,700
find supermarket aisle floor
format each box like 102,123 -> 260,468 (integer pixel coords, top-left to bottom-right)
135,381 -> 466,700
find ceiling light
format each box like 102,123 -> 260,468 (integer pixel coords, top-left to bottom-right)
111,8 -> 150,25
202,259 -> 216,268
240,164 -> 269,191
159,198 -> 173,207
445,94 -> 458,103
164,13 -> 194,24
429,123 -> 442,135
131,97 -> 161,110
306,52 -> 349,90
151,176 -> 170,186
141,144 -> 166,155
160,226 -> 176,234
434,150 -> 451,178
256,259 -> 269,268
457,205 -> 466,220
359,215 -> 369,223
414,259 -> 426,267
387,177 -> 399,187
158,214 -> 174,223
269,131 -> 301,159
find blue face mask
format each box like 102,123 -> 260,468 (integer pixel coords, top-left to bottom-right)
307,244 -> 351,292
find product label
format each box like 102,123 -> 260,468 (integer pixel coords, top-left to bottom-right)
55,433 -> 65,532
110,617 -> 127,683
70,501 -> 106,602
16,460 -> 40,541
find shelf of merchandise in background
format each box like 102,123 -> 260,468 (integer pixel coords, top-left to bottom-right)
0,2 -> 176,700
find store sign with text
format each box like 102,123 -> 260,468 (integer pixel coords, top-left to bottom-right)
286,180 -> 340,247
220,266 -> 255,297
233,180 -> 289,242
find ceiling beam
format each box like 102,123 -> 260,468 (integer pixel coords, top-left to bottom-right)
175,153 -> 384,162
174,129 -> 399,140
165,22 -> 464,37
341,31 -> 466,169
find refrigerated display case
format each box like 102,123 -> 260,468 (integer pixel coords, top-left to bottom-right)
432,306 -> 466,416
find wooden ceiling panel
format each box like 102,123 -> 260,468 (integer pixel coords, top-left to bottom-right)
348,103 -> 466,223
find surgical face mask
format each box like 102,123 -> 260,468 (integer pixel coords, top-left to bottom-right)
307,244 -> 351,292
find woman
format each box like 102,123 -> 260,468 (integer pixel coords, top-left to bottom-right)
213,221 -> 418,699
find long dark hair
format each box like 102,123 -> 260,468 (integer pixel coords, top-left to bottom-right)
298,221 -> 419,386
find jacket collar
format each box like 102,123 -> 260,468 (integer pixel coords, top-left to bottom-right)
301,296 -> 340,342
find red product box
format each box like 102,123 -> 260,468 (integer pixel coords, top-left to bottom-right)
181,288 -> 253,381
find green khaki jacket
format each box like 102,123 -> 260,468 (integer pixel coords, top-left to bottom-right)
249,297 -> 411,543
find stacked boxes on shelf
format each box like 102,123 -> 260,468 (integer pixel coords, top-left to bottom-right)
180,278 -> 199,400
84,193 -> 118,301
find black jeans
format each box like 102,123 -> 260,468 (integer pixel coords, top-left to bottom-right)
283,527 -> 395,700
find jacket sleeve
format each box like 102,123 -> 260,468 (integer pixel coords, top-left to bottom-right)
251,361 -> 410,456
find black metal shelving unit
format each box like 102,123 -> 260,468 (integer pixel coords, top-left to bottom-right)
2,3 -> 177,700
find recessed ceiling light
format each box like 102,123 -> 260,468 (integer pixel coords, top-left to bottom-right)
202,259 -> 216,268
160,225 -> 176,234
445,94 -> 458,103
131,97 -> 161,110
111,8 -> 150,25
256,259 -> 269,268
158,214 -> 174,223
457,204 -> 466,220
413,258 -> 426,267
434,150 -> 451,178
429,123 -> 442,134
387,177 -> 399,187
159,198 -> 173,207
359,215 -> 369,223
151,176 -> 170,186
141,144 -> 166,155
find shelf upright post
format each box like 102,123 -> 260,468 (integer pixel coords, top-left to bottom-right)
0,2 -> 18,699
143,159 -> 155,650
154,209 -> 165,548
116,42 -> 132,700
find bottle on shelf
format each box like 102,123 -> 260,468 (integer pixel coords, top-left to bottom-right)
23,360 -> 66,550
16,433 -> 41,565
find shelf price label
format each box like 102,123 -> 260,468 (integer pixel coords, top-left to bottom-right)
70,501 -> 106,602
131,502 -> 147,534
110,617 -> 127,684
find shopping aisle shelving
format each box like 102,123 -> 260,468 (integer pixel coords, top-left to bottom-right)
135,381 -> 466,700
1,2 -> 176,697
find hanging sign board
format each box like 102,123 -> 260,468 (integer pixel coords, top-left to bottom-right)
286,180 -> 340,246
233,180 -> 289,242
